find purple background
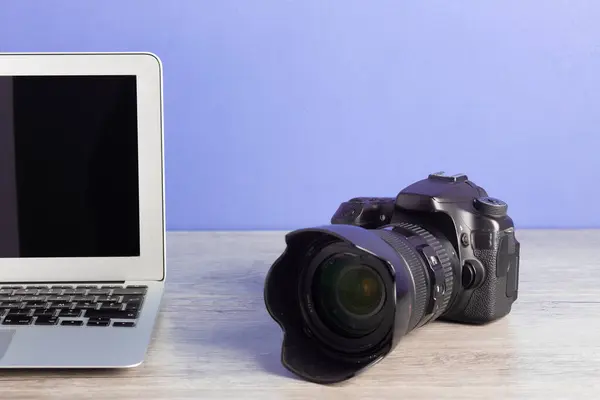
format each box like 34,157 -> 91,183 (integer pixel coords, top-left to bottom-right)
1,1 -> 598,230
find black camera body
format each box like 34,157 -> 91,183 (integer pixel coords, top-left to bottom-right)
264,172 -> 520,384
331,172 -> 520,325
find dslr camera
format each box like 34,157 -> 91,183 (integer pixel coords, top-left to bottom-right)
264,172 -> 520,384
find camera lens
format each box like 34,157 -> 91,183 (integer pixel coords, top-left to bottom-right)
312,254 -> 386,337
264,223 -> 460,384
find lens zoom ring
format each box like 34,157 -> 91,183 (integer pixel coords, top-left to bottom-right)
375,230 -> 428,332
394,222 -> 454,317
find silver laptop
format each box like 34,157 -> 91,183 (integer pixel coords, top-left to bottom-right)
0,52 -> 166,367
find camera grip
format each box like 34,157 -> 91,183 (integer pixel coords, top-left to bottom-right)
461,231 -> 515,324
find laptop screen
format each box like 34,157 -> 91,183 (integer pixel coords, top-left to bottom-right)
0,75 -> 140,259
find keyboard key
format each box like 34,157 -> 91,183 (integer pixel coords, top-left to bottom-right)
75,302 -> 98,310
1,286 -> 22,289
24,302 -> 48,309
88,289 -> 111,295
72,296 -> 95,302
121,295 -> 144,303
14,289 -> 39,295
22,296 -> 47,302
3,315 -> 32,325
99,303 -> 123,311
85,310 -> 138,319
101,285 -> 123,289
35,317 -> 58,325
112,288 -> 146,295
28,286 -> 48,289
88,317 -> 111,323
126,285 -> 147,289
124,303 -> 141,311
61,320 -> 83,326
26,306 -> 48,311
0,302 -> 22,309
39,289 -> 63,295
96,296 -> 122,303
59,309 -> 81,318
76,285 -> 98,289
63,289 -> 86,295
113,322 -> 136,327
7,309 -> 30,316
87,320 -> 110,327
49,302 -> 73,309
2,297 -> 23,302
34,309 -> 56,317
0,289 -> 14,295
47,296 -> 71,302
51,285 -> 73,289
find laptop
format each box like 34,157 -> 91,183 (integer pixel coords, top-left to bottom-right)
0,52 -> 166,367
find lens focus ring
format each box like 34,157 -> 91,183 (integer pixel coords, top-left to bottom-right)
394,222 -> 454,321
375,230 -> 428,332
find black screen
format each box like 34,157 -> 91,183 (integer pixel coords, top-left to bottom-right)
0,75 -> 140,258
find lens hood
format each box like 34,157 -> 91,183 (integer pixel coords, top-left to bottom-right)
263,224 -> 415,384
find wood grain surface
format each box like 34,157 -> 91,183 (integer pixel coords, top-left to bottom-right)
1,230 -> 599,399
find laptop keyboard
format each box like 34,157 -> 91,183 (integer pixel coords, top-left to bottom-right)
0,285 -> 146,327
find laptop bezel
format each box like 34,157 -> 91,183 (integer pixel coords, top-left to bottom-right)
0,52 -> 165,283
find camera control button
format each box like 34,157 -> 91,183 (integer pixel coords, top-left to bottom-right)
462,262 -> 477,289
473,197 -> 508,217
462,259 -> 485,289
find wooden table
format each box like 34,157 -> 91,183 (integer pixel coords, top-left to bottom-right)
2,230 -> 599,399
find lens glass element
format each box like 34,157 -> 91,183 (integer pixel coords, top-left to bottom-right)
337,266 -> 383,316
312,253 -> 386,337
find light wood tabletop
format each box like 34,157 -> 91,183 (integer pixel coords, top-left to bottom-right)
1,230 -> 599,399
